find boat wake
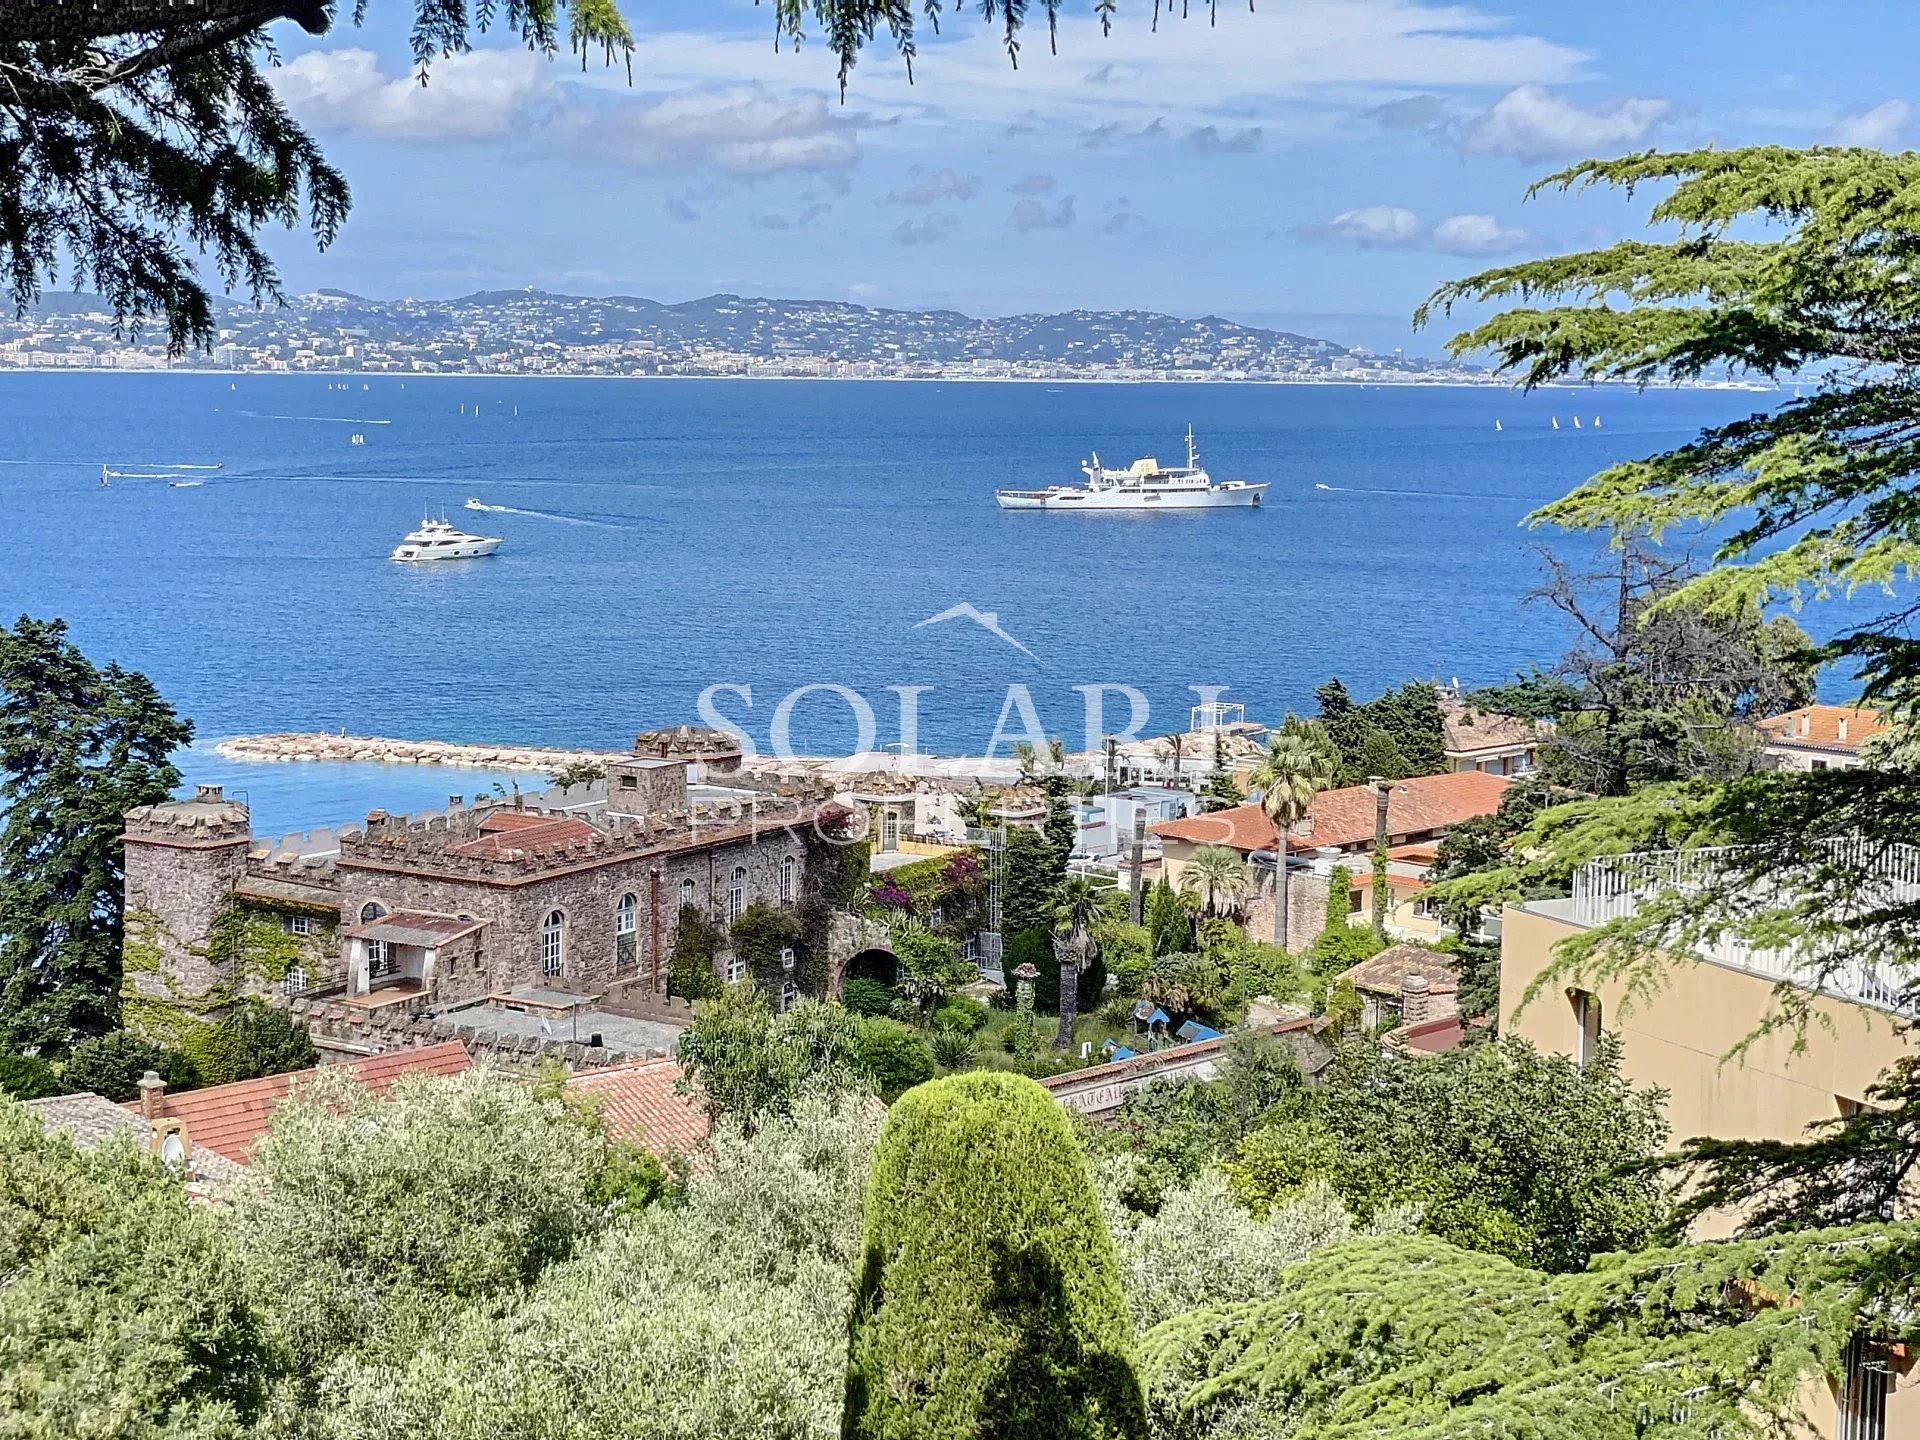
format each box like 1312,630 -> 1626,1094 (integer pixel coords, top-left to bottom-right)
465,502 -> 628,529
1315,482 -> 1506,500
237,411 -> 393,425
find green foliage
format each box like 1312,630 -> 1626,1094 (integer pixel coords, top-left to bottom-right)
1142,1225 -> 1920,1440
678,987 -> 863,1125
0,1099 -> 272,1433
1197,769 -> 1244,812
1143,877 -> 1191,959
851,1017 -> 936,1101
842,978 -> 894,1017
844,1072 -> 1147,1440
319,1092 -> 882,1440
891,925 -> 972,1012
0,616 -> 191,1050
1097,920 -> 1152,1000
731,901 -> 806,991
1221,1035 -> 1670,1272
930,1024 -> 978,1071
238,1065 -> 610,1387
545,758 -> 606,788
667,904 -> 725,1003
1323,977 -> 1363,1033
1177,844 -> 1251,918
1313,677 -> 1446,785
932,998 -> 990,1035
60,1027 -> 197,1100
221,997 -> 317,1079
1139,951 -> 1226,1020
1000,826 -> 1063,937
0,1051 -> 60,1099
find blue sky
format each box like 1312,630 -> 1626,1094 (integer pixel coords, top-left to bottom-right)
262,0 -> 1916,349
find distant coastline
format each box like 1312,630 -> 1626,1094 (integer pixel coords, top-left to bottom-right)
0,365 -> 1778,393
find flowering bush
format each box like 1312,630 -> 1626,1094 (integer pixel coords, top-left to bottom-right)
869,879 -> 914,910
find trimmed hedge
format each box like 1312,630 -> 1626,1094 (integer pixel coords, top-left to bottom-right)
843,1072 -> 1147,1440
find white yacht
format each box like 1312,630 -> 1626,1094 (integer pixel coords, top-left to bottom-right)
995,427 -> 1266,511
390,515 -> 502,562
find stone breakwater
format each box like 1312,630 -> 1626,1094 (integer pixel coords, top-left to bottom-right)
215,733 -> 627,772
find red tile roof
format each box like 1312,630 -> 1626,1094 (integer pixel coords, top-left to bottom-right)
1441,703 -> 1542,756
1153,770 -> 1510,854
566,1059 -> 710,1156
450,811 -> 603,859
1757,705 -> 1888,754
126,1041 -> 473,1164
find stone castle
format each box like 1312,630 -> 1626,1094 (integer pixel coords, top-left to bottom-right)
122,734 -> 848,1021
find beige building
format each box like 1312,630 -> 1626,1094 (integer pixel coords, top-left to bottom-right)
1500,847 -> 1917,1438
1441,700 -> 1545,777
1757,704 -> 1888,772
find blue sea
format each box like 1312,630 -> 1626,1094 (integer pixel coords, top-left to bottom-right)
0,373 -> 1803,831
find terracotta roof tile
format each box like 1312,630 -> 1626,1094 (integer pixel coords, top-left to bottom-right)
1153,770 -> 1510,853
449,811 -> 604,859
1336,943 -> 1461,997
126,1041 -> 473,1165
1441,703 -> 1542,756
566,1059 -> 710,1156
1758,705 -> 1888,754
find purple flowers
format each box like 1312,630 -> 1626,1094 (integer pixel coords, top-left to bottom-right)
871,879 -> 914,909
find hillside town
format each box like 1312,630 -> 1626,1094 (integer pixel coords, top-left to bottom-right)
0,288 -> 1498,383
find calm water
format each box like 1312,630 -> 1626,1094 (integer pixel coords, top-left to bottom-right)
0,373 -> 1803,827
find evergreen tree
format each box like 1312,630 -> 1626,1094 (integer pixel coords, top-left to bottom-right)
999,825 -> 1062,938
1419,147 -> 1920,1238
843,1072 -> 1147,1440
0,617 -> 191,1050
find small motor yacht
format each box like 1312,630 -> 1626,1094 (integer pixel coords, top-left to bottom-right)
390,515 -> 502,562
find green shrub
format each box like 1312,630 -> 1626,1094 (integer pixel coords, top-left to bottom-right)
62,1030 -> 198,1100
842,978 -> 894,1017
0,1051 -> 59,1099
844,1072 -> 1147,1440
932,998 -> 990,1035
930,1026 -> 978,1071
851,1018 -> 936,1102
222,1000 -> 316,1080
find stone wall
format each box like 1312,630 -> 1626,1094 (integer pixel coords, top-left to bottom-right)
1244,868 -> 1334,953
289,995 -> 662,1069
340,826 -> 814,1001
124,836 -> 251,999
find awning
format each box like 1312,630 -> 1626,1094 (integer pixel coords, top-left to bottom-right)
342,911 -> 487,948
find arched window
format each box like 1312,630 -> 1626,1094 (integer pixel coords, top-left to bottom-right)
616,893 -> 638,970
780,855 -> 796,906
542,910 -> 565,978
729,865 -> 747,921
680,878 -> 697,911
360,900 -> 387,924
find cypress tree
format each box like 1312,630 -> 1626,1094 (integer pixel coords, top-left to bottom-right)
843,1072 -> 1147,1440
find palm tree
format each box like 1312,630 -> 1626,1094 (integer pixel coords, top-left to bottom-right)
1179,844 -> 1251,919
1248,731 -> 1335,950
1052,875 -> 1107,1050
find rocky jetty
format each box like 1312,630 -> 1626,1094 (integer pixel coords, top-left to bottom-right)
215,733 -> 627,772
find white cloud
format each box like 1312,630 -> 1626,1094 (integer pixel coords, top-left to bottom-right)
1186,124 -> 1262,154
1429,212 -> 1531,256
1301,205 -> 1422,247
887,167 -> 980,205
1011,196 -> 1077,232
273,48 -> 554,142
1825,98 -> 1911,149
1454,83 -> 1671,163
893,213 -> 957,246
274,49 -> 861,176
1010,173 -> 1057,194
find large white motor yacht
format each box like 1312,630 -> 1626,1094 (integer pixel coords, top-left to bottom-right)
995,427 -> 1266,511
390,516 -> 502,562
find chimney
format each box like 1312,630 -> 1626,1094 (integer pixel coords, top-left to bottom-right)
1801,713 -> 1812,738
137,1069 -> 166,1121
194,784 -> 224,803
1401,973 -> 1432,1026
1838,716 -> 1850,743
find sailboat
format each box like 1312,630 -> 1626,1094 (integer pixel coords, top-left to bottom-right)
1593,416 -> 1602,429
1573,416 -> 1582,429
1494,419 -> 1503,432
1551,417 -> 1560,430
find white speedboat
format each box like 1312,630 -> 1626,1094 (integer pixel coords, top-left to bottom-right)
390,516 -> 502,562
995,427 -> 1266,511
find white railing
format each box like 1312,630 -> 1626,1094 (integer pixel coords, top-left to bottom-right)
1567,842 -> 1920,1017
